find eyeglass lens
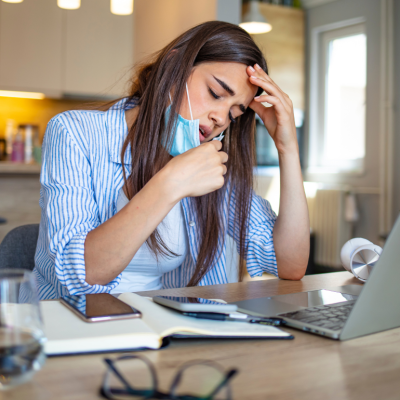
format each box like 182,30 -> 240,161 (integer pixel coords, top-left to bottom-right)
102,355 -> 236,400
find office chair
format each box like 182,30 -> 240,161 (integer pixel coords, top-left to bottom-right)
0,224 -> 39,270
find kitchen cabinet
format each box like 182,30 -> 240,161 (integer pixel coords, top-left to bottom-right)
0,0 -> 63,96
0,0 -> 133,98
64,0 -> 133,98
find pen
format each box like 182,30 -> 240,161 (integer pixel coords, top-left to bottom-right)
181,312 -> 284,326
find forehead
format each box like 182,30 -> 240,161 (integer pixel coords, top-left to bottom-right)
194,61 -> 258,106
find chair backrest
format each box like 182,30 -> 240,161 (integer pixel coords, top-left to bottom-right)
0,224 -> 40,271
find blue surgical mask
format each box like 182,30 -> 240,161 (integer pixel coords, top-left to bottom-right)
164,84 -> 224,157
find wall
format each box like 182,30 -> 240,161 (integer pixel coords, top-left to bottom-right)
393,1 -> 400,222
217,0 -> 241,25
133,0 -> 217,63
0,176 -> 41,243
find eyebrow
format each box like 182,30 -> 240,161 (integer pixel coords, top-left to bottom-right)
213,75 -> 246,113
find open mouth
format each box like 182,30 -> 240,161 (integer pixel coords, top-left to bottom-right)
199,127 -> 206,142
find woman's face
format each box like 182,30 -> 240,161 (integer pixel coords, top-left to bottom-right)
179,62 -> 258,143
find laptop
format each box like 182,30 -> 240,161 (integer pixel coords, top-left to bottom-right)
232,215 -> 400,340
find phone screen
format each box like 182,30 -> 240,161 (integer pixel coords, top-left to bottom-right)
61,293 -> 141,322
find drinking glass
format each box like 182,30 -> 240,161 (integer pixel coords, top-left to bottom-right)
0,269 -> 46,390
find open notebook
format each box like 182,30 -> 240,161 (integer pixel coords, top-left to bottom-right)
42,293 -> 293,355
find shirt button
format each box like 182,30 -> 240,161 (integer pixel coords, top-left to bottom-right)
189,221 -> 195,227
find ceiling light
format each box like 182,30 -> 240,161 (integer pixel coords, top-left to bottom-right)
2,0 -> 24,3
0,90 -> 45,100
110,0 -> 133,16
240,0 -> 272,35
57,0 -> 80,10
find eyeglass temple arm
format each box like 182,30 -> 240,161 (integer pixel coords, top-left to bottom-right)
104,358 -> 135,391
205,369 -> 238,400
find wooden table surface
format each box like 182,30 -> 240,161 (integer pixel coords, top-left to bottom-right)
4,271 -> 400,400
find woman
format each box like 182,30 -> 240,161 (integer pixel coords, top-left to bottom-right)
33,21 -> 309,300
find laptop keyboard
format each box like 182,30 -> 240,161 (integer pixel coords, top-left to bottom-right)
278,300 -> 356,331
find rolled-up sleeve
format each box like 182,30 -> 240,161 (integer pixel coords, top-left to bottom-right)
40,117 -> 121,295
228,187 -> 278,278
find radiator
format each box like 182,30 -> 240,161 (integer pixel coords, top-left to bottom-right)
307,189 -> 352,268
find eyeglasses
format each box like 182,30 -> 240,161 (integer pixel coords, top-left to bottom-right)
100,354 -> 238,400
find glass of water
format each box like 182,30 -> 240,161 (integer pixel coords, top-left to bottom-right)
0,269 -> 46,390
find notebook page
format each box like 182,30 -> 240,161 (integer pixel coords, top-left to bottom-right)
118,293 -> 291,339
41,301 -> 161,355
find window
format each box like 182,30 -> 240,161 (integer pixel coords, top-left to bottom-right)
309,23 -> 367,174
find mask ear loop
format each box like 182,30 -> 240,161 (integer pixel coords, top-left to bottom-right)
213,130 -> 225,141
185,83 -> 194,121
185,83 -> 224,141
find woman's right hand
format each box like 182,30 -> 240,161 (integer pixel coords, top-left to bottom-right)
160,141 -> 228,199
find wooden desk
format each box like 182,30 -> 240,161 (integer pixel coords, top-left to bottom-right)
4,272 -> 400,400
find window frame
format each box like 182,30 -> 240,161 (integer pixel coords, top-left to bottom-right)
308,17 -> 367,176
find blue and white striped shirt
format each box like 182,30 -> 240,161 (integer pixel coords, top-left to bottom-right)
33,98 -> 278,300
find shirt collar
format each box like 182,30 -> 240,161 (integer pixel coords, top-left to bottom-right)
106,97 -> 137,165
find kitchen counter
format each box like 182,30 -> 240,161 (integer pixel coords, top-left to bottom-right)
0,161 -> 41,174
0,173 -> 42,243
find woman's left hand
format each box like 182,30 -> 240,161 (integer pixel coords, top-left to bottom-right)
247,64 -> 298,155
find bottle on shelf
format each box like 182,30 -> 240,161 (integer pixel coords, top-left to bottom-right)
11,127 -> 25,163
5,119 -> 16,158
32,126 -> 42,165
22,125 -> 33,164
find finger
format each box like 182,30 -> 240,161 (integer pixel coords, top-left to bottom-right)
253,64 -> 283,92
252,65 -> 293,106
249,76 -> 291,112
247,65 -> 281,98
221,165 -> 227,175
250,76 -> 290,112
253,64 -> 274,82
247,65 -> 276,90
248,99 -> 269,117
252,64 -> 282,93
250,96 -> 290,121
207,140 -> 222,151
219,151 -> 228,164
254,94 -> 287,106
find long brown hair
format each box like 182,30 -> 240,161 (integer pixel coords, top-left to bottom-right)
121,21 -> 268,285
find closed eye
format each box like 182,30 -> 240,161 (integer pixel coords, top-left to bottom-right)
208,87 -> 220,100
208,87 -> 236,124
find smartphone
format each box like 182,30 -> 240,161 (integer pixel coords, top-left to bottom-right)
60,293 -> 142,323
153,296 -> 238,313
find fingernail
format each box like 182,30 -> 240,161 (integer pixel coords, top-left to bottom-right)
255,64 -> 261,70
250,75 -> 258,79
249,65 -> 255,72
254,96 -> 260,99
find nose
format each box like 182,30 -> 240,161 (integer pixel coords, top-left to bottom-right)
210,105 -> 230,128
